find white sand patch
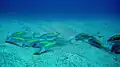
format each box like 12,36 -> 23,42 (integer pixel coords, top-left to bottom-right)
0,19 -> 120,67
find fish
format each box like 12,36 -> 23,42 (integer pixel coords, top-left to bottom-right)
75,33 -> 91,41
69,33 -> 92,44
107,34 -> 120,43
111,44 -> 120,54
88,37 -> 105,49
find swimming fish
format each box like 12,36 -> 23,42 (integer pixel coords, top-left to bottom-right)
32,40 -> 56,55
111,44 -> 120,54
10,31 -> 27,37
75,33 -> 91,41
34,32 -> 60,41
69,33 -> 92,44
88,37 -> 105,49
107,34 -> 120,43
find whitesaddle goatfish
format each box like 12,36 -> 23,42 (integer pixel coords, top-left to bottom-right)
107,34 -> 120,54
69,33 -> 92,44
88,36 -> 105,49
5,31 -> 60,55
33,32 -> 60,41
70,33 -> 105,49
107,34 -> 120,44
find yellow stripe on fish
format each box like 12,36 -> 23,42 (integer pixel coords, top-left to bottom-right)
37,41 -> 56,47
45,41 -> 56,47
12,32 -> 27,37
16,32 -> 25,34
28,39 -> 38,43
94,38 -> 105,48
111,35 -> 120,39
79,33 -> 89,37
13,37 -> 24,41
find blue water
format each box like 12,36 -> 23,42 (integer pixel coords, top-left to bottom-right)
0,0 -> 120,20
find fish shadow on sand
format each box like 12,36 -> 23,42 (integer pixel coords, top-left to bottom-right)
54,37 -> 71,47
33,49 -> 53,55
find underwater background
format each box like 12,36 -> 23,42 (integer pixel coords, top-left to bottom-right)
0,0 -> 120,20
0,0 -> 120,67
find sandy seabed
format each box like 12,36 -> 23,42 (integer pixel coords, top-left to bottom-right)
0,18 -> 120,67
